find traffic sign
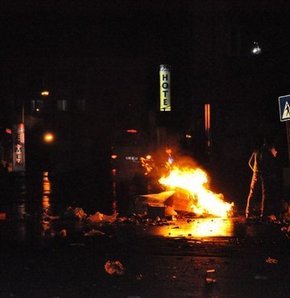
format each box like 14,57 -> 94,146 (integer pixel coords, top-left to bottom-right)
278,94 -> 290,122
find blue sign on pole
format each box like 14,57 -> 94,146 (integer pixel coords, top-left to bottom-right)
278,94 -> 290,122
279,94 -> 290,165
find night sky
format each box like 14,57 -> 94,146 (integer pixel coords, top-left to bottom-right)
0,1 -> 193,127
1,2 -> 290,97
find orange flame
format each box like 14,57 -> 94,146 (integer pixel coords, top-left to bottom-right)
159,166 -> 234,218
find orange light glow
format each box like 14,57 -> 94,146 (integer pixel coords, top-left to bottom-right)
165,148 -> 172,155
204,103 -> 210,131
41,90 -> 50,96
159,166 -> 234,218
42,172 -> 51,210
43,171 -> 51,195
205,103 -> 211,147
126,129 -> 138,133
111,154 -> 118,159
165,218 -> 234,238
43,132 -> 54,143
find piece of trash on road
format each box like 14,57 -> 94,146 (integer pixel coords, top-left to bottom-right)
58,229 -> 67,237
265,257 -> 278,264
64,207 -> 87,220
84,229 -> 105,237
69,242 -> 85,247
254,275 -> 268,280
104,260 -> 125,275
88,211 -> 118,223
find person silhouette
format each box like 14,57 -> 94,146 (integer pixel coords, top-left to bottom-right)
245,143 -> 278,219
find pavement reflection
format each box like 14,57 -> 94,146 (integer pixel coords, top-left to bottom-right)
1,172 -> 289,298
156,217 -> 235,238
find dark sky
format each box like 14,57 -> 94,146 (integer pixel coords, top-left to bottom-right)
0,1 -> 190,69
0,1 -> 192,108
2,0 -> 290,135
0,0 -> 201,133
1,1 -> 290,93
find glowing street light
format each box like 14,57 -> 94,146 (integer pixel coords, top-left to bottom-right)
43,132 -> 55,143
251,41 -> 262,55
41,90 -> 50,96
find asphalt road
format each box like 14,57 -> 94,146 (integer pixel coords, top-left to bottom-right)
0,214 -> 289,298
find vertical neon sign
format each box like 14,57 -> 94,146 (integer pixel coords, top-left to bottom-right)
159,64 -> 171,111
12,123 -> 26,172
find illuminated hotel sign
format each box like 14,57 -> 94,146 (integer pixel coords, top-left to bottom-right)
159,64 -> 171,111
12,123 -> 25,172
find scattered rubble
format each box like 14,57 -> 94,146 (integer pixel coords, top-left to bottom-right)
31,194 -> 290,249
63,206 -> 87,220
265,257 -> 279,264
87,211 -> 118,223
84,229 -> 105,237
104,260 -> 125,275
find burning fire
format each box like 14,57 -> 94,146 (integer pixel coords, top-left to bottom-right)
159,166 -> 234,218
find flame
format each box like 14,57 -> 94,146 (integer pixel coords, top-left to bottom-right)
159,166 -> 234,218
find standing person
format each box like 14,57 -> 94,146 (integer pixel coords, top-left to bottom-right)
245,143 -> 278,219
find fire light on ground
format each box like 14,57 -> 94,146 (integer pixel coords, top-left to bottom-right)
159,166 -> 234,218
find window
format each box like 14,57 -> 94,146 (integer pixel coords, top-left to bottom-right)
31,99 -> 44,113
57,99 -> 68,111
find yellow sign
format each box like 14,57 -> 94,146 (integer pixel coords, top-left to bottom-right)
159,65 -> 171,111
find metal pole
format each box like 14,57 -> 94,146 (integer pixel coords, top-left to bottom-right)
286,121 -> 290,166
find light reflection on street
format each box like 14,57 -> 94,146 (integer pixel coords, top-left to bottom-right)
42,171 -> 51,211
2,172 -> 238,246
149,217 -> 234,238
42,171 -> 51,195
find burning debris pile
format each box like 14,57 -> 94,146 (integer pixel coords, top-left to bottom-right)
37,163 -> 290,243
135,166 -> 234,219
39,164 -> 236,242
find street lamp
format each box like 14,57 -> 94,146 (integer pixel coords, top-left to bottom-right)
41,90 -> 50,97
251,41 -> 262,55
43,132 -> 55,144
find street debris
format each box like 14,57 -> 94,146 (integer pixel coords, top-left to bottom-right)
59,228 -> 67,238
134,190 -> 191,215
64,206 -> 87,220
84,229 -> 105,237
104,260 -> 125,275
265,257 -> 278,264
87,211 -> 118,223
69,242 -> 85,247
254,275 -> 268,280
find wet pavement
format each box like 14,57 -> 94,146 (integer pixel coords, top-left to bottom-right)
0,212 -> 290,298
0,172 -> 290,297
